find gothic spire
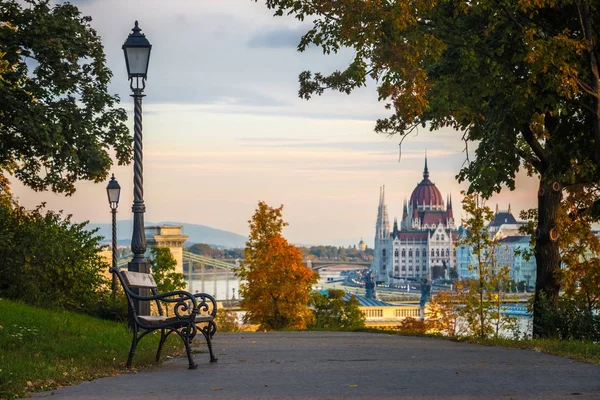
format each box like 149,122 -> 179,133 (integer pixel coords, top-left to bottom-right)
375,185 -> 390,239
423,151 -> 429,180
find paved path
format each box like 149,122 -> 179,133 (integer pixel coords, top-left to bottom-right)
31,332 -> 600,399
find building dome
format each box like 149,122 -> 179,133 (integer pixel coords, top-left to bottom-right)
409,157 -> 444,208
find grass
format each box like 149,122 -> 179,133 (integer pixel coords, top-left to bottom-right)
0,298 -> 183,399
466,336 -> 600,364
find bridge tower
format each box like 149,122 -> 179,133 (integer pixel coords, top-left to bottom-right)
145,225 -> 189,274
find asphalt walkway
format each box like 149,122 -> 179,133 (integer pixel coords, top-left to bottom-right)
30,332 -> 600,399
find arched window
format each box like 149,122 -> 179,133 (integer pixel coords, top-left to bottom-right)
415,266 -> 420,271
401,249 -> 406,257
441,234 -> 445,241
431,249 -> 434,257
409,249 -> 413,257
382,249 -> 386,258
416,249 -> 420,257
436,249 -> 440,257
446,248 -> 450,257
436,234 -> 439,241
394,249 -> 399,257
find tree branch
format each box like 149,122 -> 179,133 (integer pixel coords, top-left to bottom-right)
520,124 -> 548,172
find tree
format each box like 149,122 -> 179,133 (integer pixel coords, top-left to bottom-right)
309,289 -> 365,330
0,0 -> 130,195
149,247 -> 186,294
458,192 -> 516,339
521,185 -> 600,338
255,0 -> 600,337
187,243 -> 218,257
236,201 -> 318,331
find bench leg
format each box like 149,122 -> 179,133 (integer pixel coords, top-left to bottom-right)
203,323 -> 218,363
156,329 -> 167,363
185,339 -> 198,370
176,326 -> 197,370
127,327 -> 139,369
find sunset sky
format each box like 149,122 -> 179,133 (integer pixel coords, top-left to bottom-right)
11,0 -> 539,246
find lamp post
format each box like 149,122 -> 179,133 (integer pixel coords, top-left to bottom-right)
123,21 -> 152,316
106,174 -> 121,298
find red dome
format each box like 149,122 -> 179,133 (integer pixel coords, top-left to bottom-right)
409,157 -> 444,207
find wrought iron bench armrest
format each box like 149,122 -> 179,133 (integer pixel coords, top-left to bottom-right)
192,292 -> 217,318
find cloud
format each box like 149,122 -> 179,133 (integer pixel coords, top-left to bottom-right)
145,84 -> 287,107
246,26 -> 307,48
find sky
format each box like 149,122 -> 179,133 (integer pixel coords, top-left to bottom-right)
11,0 -> 540,247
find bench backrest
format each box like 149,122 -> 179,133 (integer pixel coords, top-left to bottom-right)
122,271 -> 157,289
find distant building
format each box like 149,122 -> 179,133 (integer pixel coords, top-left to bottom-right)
371,157 -> 458,284
358,237 -> 367,252
456,206 -> 535,286
341,293 -> 421,328
146,225 -> 189,274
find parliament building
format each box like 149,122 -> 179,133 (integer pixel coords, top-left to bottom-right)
371,157 -> 459,284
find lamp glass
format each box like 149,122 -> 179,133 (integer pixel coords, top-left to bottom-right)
106,176 -> 121,206
107,187 -> 120,205
124,46 -> 150,77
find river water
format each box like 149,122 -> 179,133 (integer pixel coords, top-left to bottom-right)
185,272 -> 240,300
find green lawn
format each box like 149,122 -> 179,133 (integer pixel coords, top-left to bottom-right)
468,336 -> 600,365
0,298 -> 183,399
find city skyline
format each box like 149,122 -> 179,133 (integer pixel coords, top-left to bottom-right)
11,0 -> 539,246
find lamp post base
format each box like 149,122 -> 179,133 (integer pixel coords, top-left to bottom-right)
128,260 -> 151,324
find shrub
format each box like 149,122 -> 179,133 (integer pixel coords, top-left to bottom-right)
0,199 -> 108,312
215,308 -> 240,332
395,317 -> 428,335
309,289 -> 365,330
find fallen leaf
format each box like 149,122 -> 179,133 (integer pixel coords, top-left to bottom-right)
348,384 -> 358,388
252,341 -> 257,344
212,387 -> 222,391
456,371 -> 462,375
26,381 -> 32,387
239,359 -> 247,363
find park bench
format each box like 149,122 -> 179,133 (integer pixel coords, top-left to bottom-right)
110,267 -> 218,369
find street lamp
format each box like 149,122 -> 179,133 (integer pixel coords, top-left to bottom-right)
106,174 -> 121,298
123,21 -> 152,315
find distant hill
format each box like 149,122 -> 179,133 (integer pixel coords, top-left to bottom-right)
87,221 -> 247,249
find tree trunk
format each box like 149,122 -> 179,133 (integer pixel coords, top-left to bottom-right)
580,0 -> 600,169
532,179 -> 562,337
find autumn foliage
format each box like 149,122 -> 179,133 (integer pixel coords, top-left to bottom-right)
237,201 -> 318,331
